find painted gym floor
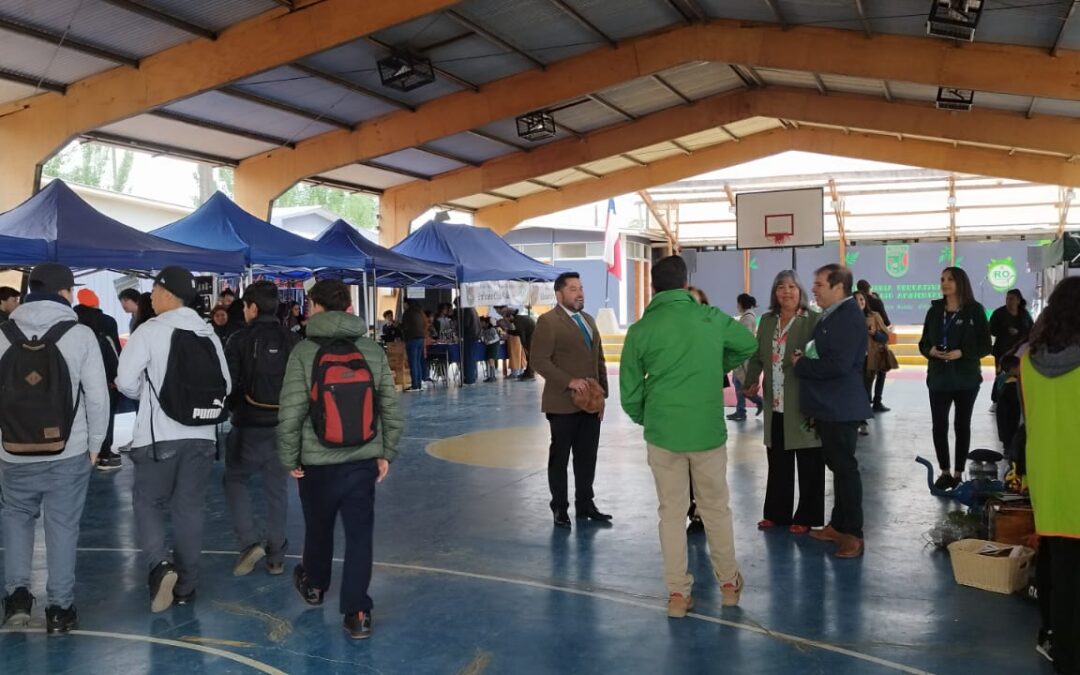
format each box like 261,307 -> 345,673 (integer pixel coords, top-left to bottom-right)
0,368 -> 1051,675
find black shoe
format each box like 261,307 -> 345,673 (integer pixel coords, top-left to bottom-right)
173,591 -> 195,607
2,587 -> 34,627
551,506 -> 571,529
343,611 -> 372,640
726,412 -> 746,422
872,403 -> 890,413
755,406 -> 764,417
293,564 -> 324,606
687,515 -> 705,534
148,561 -> 178,614
1036,628 -> 1053,663
45,605 -> 77,634
933,473 -> 954,491
576,503 -> 613,522
857,423 -> 869,436
95,453 -> 122,472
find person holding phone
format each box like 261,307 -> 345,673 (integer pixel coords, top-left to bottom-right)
917,267 -> 992,490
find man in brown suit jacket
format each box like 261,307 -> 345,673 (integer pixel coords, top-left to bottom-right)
531,272 -> 610,529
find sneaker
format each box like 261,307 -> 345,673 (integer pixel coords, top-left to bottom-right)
95,454 -> 122,471
857,423 -> 869,436
2,587 -> 34,627
720,572 -> 744,607
1036,628 -> 1053,663
667,593 -> 694,618
233,543 -> 266,577
726,412 -> 747,422
266,561 -> 285,576
293,565 -> 324,606
45,605 -> 78,634
343,611 -> 373,639
148,561 -> 178,614
757,519 -> 776,530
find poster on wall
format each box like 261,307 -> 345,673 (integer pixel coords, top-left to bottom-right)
460,281 -> 556,307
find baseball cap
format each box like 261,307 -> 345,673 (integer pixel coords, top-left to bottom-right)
76,289 -> 100,308
152,266 -> 197,303
28,262 -> 77,294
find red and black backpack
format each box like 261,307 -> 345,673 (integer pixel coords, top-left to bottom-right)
308,338 -> 378,447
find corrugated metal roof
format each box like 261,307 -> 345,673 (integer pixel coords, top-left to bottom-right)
695,0 -> 775,23
533,167 -> 594,187
819,73 -> 886,97
1029,97 -> 1080,119
318,164 -> 415,191
141,0 -> 277,32
423,132 -> 517,164
596,76 -> 683,117
98,113 -> 277,160
494,181 -> 548,198
656,61 -> 744,101
562,0 -> 683,40
421,33 -> 534,86
451,193 -> 508,209
578,155 -> 639,175
551,99 -> 624,133
885,80 -> 939,103
976,91 -> 1035,114
628,142 -> 685,163
728,117 -> 783,135
233,66 -> 401,124
454,0 -> 602,63
0,76 -> 38,104
371,147 -> 467,176
756,67 -> 820,90
675,128 -> 731,150
475,117 -> 573,147
0,29 -> 115,83
163,91 -> 339,143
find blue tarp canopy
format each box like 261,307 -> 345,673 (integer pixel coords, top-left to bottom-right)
153,192 -> 364,272
390,220 -> 566,283
0,181 -> 244,272
315,220 -> 456,287
0,234 -> 50,266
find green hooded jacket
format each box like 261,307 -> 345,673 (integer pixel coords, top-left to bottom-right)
620,290 -> 758,452
277,311 -> 403,469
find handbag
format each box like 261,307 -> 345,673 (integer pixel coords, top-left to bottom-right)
884,347 -> 900,372
571,378 -> 606,414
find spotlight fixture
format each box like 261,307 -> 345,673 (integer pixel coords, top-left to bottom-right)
935,87 -> 975,111
926,0 -> 983,41
516,110 -> 556,142
377,51 -> 435,92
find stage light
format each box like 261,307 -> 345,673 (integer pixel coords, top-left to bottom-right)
377,52 -> 435,92
516,111 -> 556,142
936,87 -> 975,111
926,0 -> 983,41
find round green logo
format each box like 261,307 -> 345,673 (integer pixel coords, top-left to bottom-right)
987,257 -> 1018,293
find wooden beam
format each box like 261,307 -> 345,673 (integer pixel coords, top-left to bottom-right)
471,126 -> 1080,235
638,190 -> 677,254
382,86 -> 1080,227
232,18 -> 1080,214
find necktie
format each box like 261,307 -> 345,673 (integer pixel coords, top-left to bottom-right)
572,313 -> 593,350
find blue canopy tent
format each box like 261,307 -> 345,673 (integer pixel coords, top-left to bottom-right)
0,181 -> 245,272
152,192 -> 364,272
315,219 -> 456,288
390,220 -> 566,282
0,234 -> 50,266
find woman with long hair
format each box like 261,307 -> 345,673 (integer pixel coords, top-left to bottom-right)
743,271 -> 824,533
1021,277 -> 1080,671
853,291 -> 890,436
989,288 -> 1034,410
917,267 -> 992,490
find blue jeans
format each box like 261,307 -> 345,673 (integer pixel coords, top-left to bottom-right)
0,454 -> 93,608
406,338 -> 425,389
733,377 -> 763,416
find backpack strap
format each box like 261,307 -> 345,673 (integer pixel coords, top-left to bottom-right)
1,320 -> 26,345
42,320 -> 79,344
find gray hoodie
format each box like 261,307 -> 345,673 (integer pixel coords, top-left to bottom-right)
0,297 -> 110,464
116,306 -> 230,449
1028,344 -> 1080,378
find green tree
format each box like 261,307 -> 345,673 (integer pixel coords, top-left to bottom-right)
274,183 -> 377,231
42,141 -> 135,192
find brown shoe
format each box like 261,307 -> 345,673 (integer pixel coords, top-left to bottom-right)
667,593 -> 694,618
720,572 -> 744,607
835,534 -> 865,558
809,525 -> 843,543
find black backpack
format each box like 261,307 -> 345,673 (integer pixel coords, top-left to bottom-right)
309,338 -> 378,448
151,329 -> 228,426
0,321 -> 79,455
242,323 -> 293,410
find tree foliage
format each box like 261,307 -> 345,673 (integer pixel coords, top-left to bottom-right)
42,142 -> 135,192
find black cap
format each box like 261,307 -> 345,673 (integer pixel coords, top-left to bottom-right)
28,262 -> 77,294
153,266 -> 197,302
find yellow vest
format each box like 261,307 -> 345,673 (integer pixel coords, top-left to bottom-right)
1021,354 -> 1080,539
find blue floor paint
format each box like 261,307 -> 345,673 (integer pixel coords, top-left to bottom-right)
0,372 -> 1051,674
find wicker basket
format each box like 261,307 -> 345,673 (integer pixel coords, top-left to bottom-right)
948,539 -> 1035,594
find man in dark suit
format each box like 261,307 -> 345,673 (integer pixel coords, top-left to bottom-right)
793,264 -> 872,558
531,272 -> 610,529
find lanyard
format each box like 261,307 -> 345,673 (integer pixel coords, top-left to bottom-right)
941,310 -> 960,349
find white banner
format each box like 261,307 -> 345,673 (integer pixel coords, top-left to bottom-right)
460,280 -> 553,307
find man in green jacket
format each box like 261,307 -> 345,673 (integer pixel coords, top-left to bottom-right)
277,280 -> 403,640
620,256 -> 757,617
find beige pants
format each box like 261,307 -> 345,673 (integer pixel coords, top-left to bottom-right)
647,443 -> 739,596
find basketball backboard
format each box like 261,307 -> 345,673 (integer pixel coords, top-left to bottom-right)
735,187 -> 825,249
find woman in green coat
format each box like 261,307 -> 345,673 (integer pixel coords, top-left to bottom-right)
743,270 -> 823,533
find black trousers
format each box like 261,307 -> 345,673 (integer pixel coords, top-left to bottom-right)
1048,537 -> 1080,674
298,458 -> 378,615
863,370 -> 887,405
763,413 -> 826,527
547,411 -> 601,510
521,335 -> 534,378
817,420 -> 863,539
928,388 -> 980,472
99,388 -> 119,458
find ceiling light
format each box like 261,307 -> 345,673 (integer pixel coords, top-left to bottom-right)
516,111 -> 557,142
935,87 -> 975,111
377,51 -> 435,92
926,0 -> 983,41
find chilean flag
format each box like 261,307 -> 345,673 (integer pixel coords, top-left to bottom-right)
602,199 -> 622,281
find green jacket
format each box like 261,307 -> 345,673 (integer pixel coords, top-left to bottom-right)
918,300 -> 992,391
277,311 -> 403,470
1021,346 -> 1080,539
743,310 -> 822,451
620,290 -> 757,452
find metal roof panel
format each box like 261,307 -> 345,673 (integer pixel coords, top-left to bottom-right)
371,147 -> 466,176
656,61 -> 745,101
596,76 -> 683,117
233,66 -> 401,124
454,0 -> 601,63
319,163 -> 415,190
422,132 -> 517,163
163,90 -> 339,142
560,0 -> 684,40
0,29 -> 115,83
97,113 -> 276,160
140,0 -> 276,32
0,76 -> 38,105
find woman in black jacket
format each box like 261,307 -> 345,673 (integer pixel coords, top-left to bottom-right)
989,289 -> 1034,369
918,267 -> 992,490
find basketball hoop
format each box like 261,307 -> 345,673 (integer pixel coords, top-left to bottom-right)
764,213 -> 795,248
767,233 -> 790,246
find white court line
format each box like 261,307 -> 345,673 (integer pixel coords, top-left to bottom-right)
2,546 -> 932,675
0,628 -> 285,675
